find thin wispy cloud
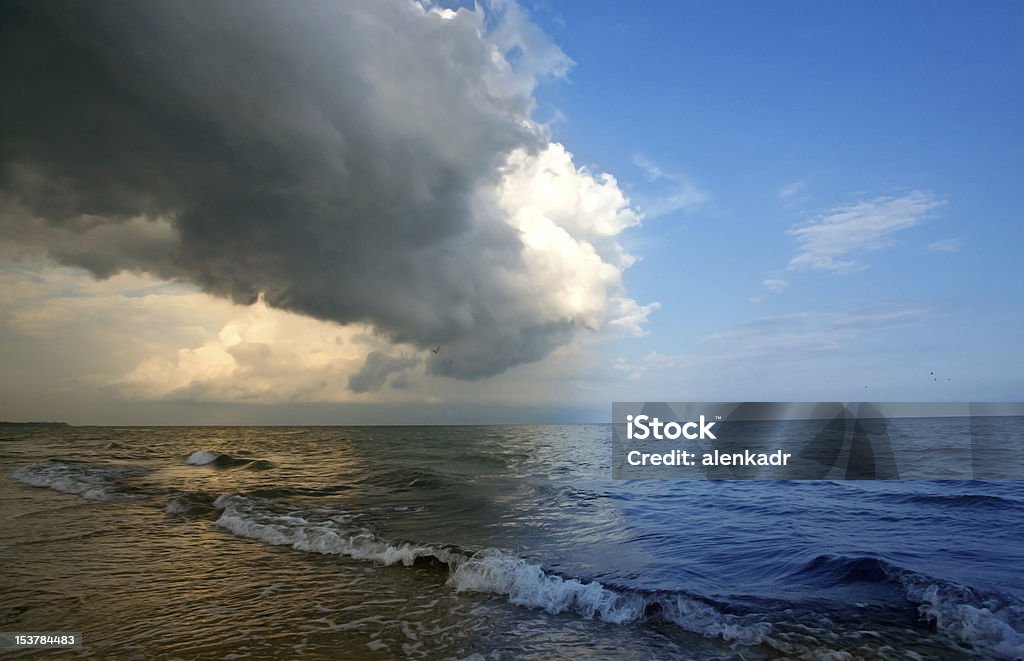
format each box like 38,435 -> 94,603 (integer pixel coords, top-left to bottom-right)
614,305 -> 933,379
612,351 -> 693,381
762,278 -> 788,293
778,180 -> 805,200
704,306 -> 934,355
926,237 -> 963,253
634,155 -> 671,182
632,154 -> 709,218
787,191 -> 943,273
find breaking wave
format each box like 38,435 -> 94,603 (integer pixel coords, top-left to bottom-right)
185,451 -> 274,470
897,571 -> 1024,659
447,549 -> 772,644
209,493 -> 1024,658
10,459 -> 145,501
164,491 -> 219,515
9,453 -> 1023,659
211,494 -> 774,646
213,493 -> 464,567
792,554 -> 1024,658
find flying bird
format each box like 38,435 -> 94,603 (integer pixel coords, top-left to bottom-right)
431,346 -> 440,354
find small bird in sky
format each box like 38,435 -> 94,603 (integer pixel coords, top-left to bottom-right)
430,346 -> 440,354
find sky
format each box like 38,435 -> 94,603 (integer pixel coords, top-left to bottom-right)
1,0 -> 1022,424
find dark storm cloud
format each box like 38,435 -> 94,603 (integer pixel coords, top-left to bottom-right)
0,0 -> 580,378
348,351 -> 420,394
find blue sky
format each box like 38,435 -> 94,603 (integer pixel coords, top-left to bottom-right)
523,1 -> 1024,402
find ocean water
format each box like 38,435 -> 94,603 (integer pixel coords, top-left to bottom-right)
2,425 -> 1024,660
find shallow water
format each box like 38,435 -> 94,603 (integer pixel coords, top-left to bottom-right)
2,425 -> 1023,659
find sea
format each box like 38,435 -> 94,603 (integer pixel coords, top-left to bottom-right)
2,424 -> 1023,660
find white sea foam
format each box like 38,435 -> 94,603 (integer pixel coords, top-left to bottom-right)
213,494 -> 461,567
448,549 -> 644,623
212,494 -> 772,644
10,460 -> 142,501
898,574 -> 1024,660
658,593 -> 771,645
448,548 -> 770,641
164,497 -> 190,514
185,451 -> 221,465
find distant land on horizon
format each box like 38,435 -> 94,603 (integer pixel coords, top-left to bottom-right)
0,421 -> 70,427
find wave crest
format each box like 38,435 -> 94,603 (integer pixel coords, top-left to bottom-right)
449,549 -> 645,624
185,451 -> 274,470
10,459 -> 144,501
213,494 -> 461,567
897,572 -> 1024,659
212,494 -> 772,645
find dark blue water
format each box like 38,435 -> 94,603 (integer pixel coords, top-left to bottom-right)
3,425 -> 1023,658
